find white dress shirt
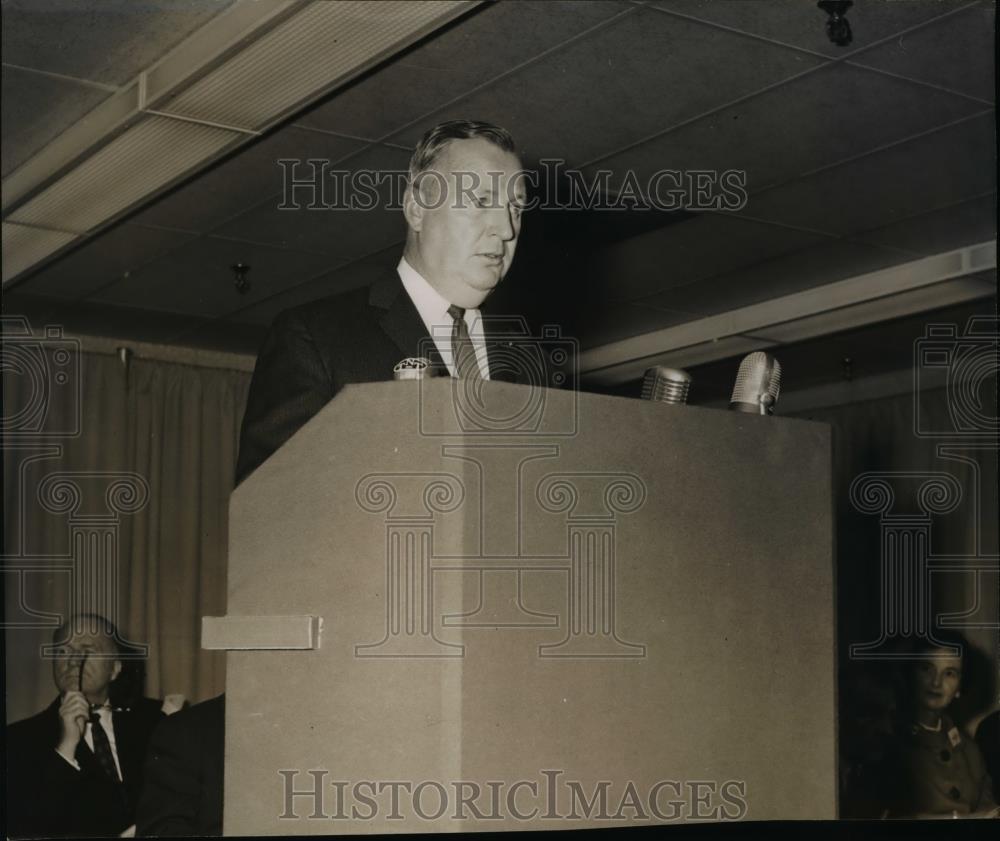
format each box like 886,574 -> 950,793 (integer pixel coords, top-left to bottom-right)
56,705 -> 123,780
397,258 -> 490,378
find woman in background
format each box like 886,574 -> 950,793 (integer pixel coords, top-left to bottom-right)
883,631 -> 998,818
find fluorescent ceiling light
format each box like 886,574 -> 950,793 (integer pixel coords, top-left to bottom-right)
8,118 -> 238,234
162,1 -> 469,130
1,223 -> 78,285
2,0 -> 479,286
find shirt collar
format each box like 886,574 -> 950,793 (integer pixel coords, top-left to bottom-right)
396,257 -> 489,378
397,257 -> 480,337
86,705 -> 113,729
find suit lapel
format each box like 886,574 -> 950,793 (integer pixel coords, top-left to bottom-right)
370,271 -> 447,375
482,314 -> 524,384
71,716 -> 123,787
484,337 -> 520,383
111,707 -> 144,787
73,727 -> 94,763
368,269 -> 526,384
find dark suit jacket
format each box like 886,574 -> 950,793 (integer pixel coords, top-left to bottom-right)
5,697 -> 164,838
136,694 -> 225,837
977,710 -> 1000,802
236,270 -> 536,485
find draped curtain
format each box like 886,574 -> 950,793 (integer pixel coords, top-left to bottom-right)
4,349 -> 251,723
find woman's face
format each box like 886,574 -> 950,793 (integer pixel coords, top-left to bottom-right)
910,654 -> 962,713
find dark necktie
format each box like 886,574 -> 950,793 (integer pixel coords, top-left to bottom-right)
89,711 -> 121,784
447,305 -> 483,380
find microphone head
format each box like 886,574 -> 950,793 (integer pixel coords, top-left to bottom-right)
393,357 -> 434,380
641,366 -> 692,405
729,352 -> 781,415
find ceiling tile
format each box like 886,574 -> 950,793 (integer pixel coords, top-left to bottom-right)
849,4 -> 995,102
92,236 -> 335,319
208,144 -> 411,259
646,0 -> 958,59
296,0 -> 628,141
1,67 -> 111,176
128,126 -> 366,233
5,0 -> 990,349
228,245 -> 402,326
852,194 -> 997,255
387,7 -> 826,165
585,213 -> 829,302
1,0 -> 235,86
640,239 -> 916,316
587,60 -> 985,196
18,222 -> 196,298
735,112 -> 996,235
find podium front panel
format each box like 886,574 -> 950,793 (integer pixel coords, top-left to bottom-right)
224,381 -> 834,832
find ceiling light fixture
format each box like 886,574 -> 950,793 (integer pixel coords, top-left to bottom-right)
817,0 -> 853,47
231,263 -> 252,295
1,0 -> 479,286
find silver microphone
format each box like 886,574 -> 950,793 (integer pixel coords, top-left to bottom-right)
641,366 -> 692,405
393,357 -> 434,380
729,352 -> 781,415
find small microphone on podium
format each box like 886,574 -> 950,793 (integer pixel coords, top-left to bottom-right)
641,366 -> 692,405
729,352 -> 781,415
393,357 -> 434,380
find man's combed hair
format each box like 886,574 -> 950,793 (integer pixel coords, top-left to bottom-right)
408,119 -> 518,186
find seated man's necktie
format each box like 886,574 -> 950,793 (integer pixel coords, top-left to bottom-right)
89,709 -> 122,784
448,304 -> 483,380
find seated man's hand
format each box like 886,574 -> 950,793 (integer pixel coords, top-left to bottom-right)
57,690 -> 89,760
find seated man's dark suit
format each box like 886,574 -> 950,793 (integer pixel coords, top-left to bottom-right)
136,694 -> 225,837
5,697 -> 164,838
236,270 -> 529,485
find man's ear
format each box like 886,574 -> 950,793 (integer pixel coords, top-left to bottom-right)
111,659 -> 122,682
403,183 -> 424,232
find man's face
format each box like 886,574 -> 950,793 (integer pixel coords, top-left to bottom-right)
910,653 -> 962,713
52,629 -> 121,700
407,137 -> 526,309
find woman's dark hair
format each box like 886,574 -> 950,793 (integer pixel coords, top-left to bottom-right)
902,628 -> 969,660
894,629 -> 994,727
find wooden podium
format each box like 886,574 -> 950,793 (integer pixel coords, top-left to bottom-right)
212,379 -> 835,832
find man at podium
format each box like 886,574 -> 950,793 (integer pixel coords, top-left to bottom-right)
236,119 -> 529,485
